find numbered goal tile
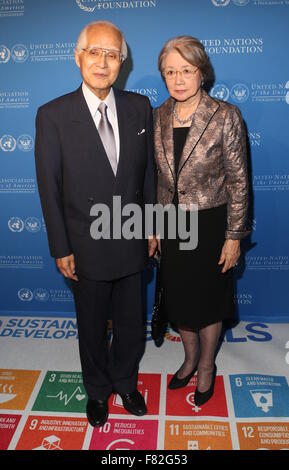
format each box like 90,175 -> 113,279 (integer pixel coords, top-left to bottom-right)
15,415 -> 88,450
0,369 -> 40,410
237,422 -> 289,450
166,375 -> 228,417
89,418 -> 158,450
230,374 -> 289,418
0,414 -> 22,450
32,371 -> 87,413
164,420 -> 232,450
109,373 -> 161,415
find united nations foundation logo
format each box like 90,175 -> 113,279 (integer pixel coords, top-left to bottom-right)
252,80 -> 289,103
0,91 -> 30,110
245,255 -> 289,270
247,217 -> 257,232
11,44 -> 29,63
212,0 -> 250,5
210,84 -> 230,102
203,37 -> 263,55
0,45 -> 10,63
49,289 -> 74,303
0,1 -> 25,17
17,134 -> 34,152
76,0 -> 157,12
249,132 -> 261,147
231,83 -> 250,103
234,293 -> 253,305
254,174 -> 289,191
8,217 -> 24,232
285,81 -> 289,105
0,135 -> 16,152
76,0 -> 96,11
128,87 -> 158,105
34,288 -> 50,302
211,0 -> 230,6
0,178 -> 36,194
25,217 -> 42,233
233,0 -> 250,5
18,288 -> 33,302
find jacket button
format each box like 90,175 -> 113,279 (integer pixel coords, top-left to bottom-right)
88,197 -> 94,204
168,188 -> 173,193
136,190 -> 140,196
179,190 -> 186,195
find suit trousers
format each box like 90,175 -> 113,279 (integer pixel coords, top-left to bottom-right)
72,271 -> 145,400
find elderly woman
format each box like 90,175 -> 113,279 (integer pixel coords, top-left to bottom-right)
154,36 -> 250,406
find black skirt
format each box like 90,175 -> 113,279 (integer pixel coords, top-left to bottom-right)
160,203 -> 235,331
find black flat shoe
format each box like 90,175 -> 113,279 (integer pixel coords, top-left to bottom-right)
194,364 -> 217,406
86,398 -> 108,427
168,365 -> 198,390
120,390 -> 147,416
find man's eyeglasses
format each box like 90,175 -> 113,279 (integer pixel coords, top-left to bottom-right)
163,68 -> 199,80
81,47 -> 124,63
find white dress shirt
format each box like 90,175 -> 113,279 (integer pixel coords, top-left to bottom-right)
82,82 -> 120,162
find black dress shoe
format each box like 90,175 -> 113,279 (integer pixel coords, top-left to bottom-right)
86,398 -> 108,427
168,365 -> 198,390
194,364 -> 217,406
120,390 -> 147,416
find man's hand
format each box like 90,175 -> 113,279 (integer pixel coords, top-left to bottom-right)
218,239 -> 240,273
56,254 -> 78,281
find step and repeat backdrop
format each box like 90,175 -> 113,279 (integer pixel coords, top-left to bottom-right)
0,0 -> 288,321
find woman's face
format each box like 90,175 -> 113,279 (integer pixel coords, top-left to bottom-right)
163,50 -> 202,103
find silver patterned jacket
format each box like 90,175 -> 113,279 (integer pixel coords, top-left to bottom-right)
154,90 -> 251,240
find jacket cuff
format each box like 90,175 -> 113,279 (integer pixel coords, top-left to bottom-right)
50,245 -> 73,260
225,229 -> 251,240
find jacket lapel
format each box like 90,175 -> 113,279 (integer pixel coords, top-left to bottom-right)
159,98 -> 175,182
71,85 -> 92,123
178,91 -> 220,175
113,88 -> 137,195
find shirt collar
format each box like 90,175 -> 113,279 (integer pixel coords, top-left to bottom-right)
82,82 -> 116,118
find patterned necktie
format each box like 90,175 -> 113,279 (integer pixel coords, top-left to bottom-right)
97,102 -> 117,176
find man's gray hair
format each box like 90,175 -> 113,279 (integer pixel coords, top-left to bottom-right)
76,21 -> 128,61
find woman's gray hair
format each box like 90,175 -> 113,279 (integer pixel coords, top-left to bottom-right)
76,21 -> 128,61
158,36 -> 214,85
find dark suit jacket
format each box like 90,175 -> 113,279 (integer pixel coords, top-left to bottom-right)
35,86 -> 156,280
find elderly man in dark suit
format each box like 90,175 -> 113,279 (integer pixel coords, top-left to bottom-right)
35,21 -> 157,427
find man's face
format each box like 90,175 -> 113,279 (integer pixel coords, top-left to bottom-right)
75,25 -> 123,99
